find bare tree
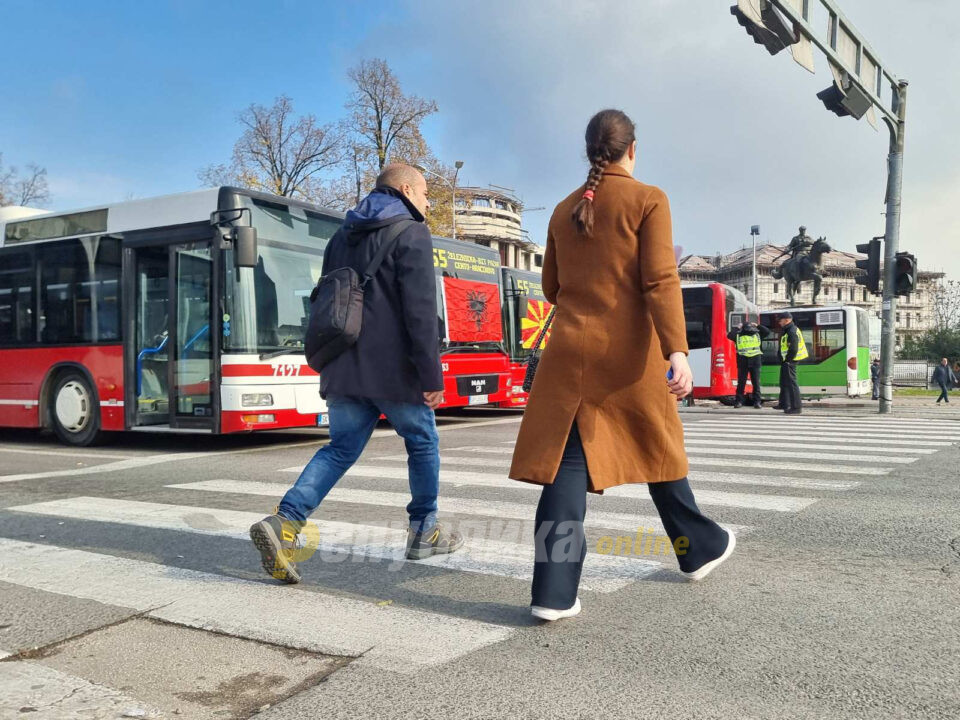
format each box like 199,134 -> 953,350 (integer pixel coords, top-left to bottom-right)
931,279 -> 960,331
0,154 -> 50,206
346,59 -> 438,173
198,96 -> 343,201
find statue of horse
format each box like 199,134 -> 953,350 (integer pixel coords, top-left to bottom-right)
770,237 -> 832,305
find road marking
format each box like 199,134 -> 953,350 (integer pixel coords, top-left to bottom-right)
0,447 -> 134,460
683,439 -> 935,455
686,470 -> 859,491
689,420 -> 960,438
7,497 -> 662,593
681,431 -> 952,447
0,453 -> 214,483
687,457 -> 888,475
0,662 -> 162,718
383,445 -> 917,465
0,537 -> 513,673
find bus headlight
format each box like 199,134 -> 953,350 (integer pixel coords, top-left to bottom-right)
242,393 -> 274,407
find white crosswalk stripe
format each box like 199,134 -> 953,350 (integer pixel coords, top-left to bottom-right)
681,431 -> 952,448
285,462 -> 852,494
0,537 -> 512,673
7,497 -> 663,593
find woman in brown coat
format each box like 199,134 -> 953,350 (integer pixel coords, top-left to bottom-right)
510,109 -> 735,621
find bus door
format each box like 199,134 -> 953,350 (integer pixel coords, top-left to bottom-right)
123,228 -> 219,430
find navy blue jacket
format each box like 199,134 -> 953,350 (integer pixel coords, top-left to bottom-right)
319,188 -> 444,403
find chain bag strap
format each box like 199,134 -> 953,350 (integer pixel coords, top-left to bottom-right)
522,305 -> 556,393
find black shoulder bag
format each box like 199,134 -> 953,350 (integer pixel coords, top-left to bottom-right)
522,306 -> 556,393
304,219 -> 413,372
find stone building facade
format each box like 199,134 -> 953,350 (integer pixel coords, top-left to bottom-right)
678,243 -> 944,349
454,186 -> 542,272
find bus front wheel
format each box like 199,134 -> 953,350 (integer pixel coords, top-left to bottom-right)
49,371 -> 104,446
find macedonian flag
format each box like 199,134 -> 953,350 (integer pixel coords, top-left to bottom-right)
521,299 -> 553,349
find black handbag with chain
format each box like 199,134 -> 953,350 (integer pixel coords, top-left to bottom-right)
522,306 -> 556,393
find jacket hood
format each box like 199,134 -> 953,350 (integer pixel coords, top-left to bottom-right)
343,187 -> 424,235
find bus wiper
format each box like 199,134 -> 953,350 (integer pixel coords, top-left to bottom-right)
259,348 -> 304,361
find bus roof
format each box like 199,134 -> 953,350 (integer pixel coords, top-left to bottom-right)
0,187 -> 345,248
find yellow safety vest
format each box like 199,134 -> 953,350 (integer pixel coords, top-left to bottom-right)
736,333 -> 762,357
780,328 -> 809,361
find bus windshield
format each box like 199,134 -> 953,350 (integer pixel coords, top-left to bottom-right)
434,239 -> 503,353
224,198 -> 340,355
501,269 -> 551,361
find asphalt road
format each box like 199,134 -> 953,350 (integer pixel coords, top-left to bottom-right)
1,405 -> 958,719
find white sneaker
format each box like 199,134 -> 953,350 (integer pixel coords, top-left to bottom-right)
681,528 -> 736,582
531,597 -> 582,621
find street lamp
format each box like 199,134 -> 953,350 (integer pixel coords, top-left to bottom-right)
414,161 -> 464,241
750,225 -> 760,305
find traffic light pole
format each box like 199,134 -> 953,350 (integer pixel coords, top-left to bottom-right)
878,81 -> 908,414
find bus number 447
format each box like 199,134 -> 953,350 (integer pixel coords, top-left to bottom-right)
272,363 -> 301,377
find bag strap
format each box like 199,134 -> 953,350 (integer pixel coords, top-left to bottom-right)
530,305 -> 556,354
360,219 -> 415,287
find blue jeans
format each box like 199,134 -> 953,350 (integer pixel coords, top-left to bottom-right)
278,396 -> 440,532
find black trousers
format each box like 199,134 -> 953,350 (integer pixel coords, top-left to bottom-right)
735,357 -> 762,405
531,424 -> 730,610
937,382 -> 950,403
779,362 -> 801,411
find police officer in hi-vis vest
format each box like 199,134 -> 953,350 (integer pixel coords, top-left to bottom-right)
775,311 -> 808,415
726,321 -> 771,408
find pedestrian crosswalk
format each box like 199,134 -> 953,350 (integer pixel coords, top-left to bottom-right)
0,411 -> 956,675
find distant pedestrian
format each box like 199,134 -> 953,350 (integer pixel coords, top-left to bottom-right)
249,163 -> 463,584
871,358 -> 881,400
776,311 -> 808,415
953,362 -> 960,389
510,109 -> 735,622
727,321 -> 771,408
932,357 -> 957,404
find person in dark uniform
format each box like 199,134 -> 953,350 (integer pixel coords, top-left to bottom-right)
776,311 -> 807,415
870,358 -> 881,400
726,321 -> 771,408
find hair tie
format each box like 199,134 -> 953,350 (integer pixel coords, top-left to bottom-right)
582,190 -> 595,201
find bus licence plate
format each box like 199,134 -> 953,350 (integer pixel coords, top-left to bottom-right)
316,413 -> 330,427
468,395 -> 488,406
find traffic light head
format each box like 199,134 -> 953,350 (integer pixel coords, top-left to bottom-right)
894,252 -> 917,296
817,71 -> 872,119
855,238 -> 882,295
730,1 -> 797,56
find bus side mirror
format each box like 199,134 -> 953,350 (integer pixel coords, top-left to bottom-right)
234,226 -> 258,268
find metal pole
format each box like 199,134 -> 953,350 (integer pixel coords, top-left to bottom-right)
878,80 -> 908,414
752,233 -> 757,304
452,166 -> 460,242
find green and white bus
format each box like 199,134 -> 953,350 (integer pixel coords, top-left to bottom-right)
758,305 -> 872,399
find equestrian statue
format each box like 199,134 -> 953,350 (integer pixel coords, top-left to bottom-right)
770,226 -> 832,305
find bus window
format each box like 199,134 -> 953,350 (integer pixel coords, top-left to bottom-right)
0,249 -> 35,345
38,237 -> 121,344
682,287 -> 712,350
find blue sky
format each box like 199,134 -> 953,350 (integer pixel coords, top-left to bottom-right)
2,0 -> 957,280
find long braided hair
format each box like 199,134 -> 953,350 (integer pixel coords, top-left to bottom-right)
571,109 -> 637,237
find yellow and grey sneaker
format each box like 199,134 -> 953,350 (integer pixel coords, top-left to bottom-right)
405,522 -> 464,560
249,513 -> 303,584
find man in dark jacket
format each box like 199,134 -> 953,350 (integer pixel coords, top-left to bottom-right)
933,357 -> 957,404
776,311 -> 808,415
871,358 -> 881,400
250,164 -> 462,584
726,321 -> 771,408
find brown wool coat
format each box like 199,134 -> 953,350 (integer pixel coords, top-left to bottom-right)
508,166 -> 689,493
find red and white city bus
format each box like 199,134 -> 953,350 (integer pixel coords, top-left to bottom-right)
499,267 -> 552,408
681,282 -> 758,402
0,188 -> 343,445
432,237 -> 512,408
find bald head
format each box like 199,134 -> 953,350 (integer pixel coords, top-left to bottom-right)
377,163 -> 430,217
377,163 -> 422,190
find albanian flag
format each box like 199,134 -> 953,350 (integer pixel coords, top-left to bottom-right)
521,299 -> 553,349
442,277 -> 502,343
